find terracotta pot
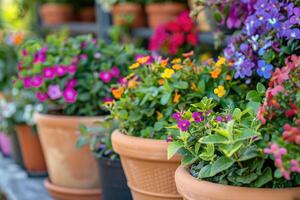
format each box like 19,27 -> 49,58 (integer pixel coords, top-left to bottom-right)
35,113 -> 102,199
145,3 -> 187,29
112,130 -> 182,200
175,165 -> 300,200
16,125 -> 47,175
112,3 -> 146,28
11,131 -> 24,167
0,132 -> 11,157
79,7 -> 96,22
39,3 -> 73,25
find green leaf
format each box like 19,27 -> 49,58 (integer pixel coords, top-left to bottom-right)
182,154 -> 198,166
167,141 -> 183,160
256,83 -> 266,95
76,136 -> 89,148
220,142 -> 243,157
174,81 -> 189,89
233,129 -> 259,142
214,12 -> 223,23
212,128 -> 230,138
154,121 -> 164,131
199,134 -> 229,144
210,156 -> 234,177
119,110 -> 128,119
198,164 -> 212,179
238,146 -> 261,161
252,167 -> 272,187
198,80 -> 206,93
160,92 -> 171,105
246,90 -> 261,102
232,108 -> 242,120
199,144 -> 215,161
128,111 -> 142,122
236,173 -> 258,184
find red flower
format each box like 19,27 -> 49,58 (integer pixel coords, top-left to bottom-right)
187,33 -> 198,46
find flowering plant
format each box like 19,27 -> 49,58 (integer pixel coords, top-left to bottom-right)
149,11 -> 199,56
15,34 -> 144,116
224,0 -> 300,81
108,53 -> 246,139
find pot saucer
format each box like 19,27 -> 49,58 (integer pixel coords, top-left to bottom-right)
44,179 -> 102,200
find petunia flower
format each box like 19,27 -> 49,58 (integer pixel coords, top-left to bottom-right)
43,67 -> 55,79
177,119 -> 191,132
47,85 -> 62,100
66,79 -> 77,88
55,65 -> 68,77
63,87 -> 77,103
36,91 -> 48,102
99,71 -> 112,83
31,75 -> 43,88
110,66 -> 120,78
192,112 -> 204,123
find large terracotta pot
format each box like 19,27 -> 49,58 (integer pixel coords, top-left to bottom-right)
39,3 -> 73,25
112,130 -> 182,200
145,3 -> 187,29
112,3 -> 146,28
35,113 -> 102,200
16,125 -> 47,175
175,166 -> 300,200
0,132 -> 11,157
79,7 -> 96,22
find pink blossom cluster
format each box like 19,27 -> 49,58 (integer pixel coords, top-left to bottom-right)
149,11 -> 199,55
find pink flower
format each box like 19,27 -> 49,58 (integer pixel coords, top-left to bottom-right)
55,65 -> 67,77
22,49 -> 28,57
66,79 -> 77,88
110,66 -> 120,78
68,64 -> 77,74
63,87 -> 77,103
43,67 -> 55,79
31,76 -> 43,88
36,91 -> 48,102
187,33 -> 198,46
103,97 -> 113,103
119,77 -> 127,86
99,71 -> 112,83
23,76 -> 32,89
80,54 -> 88,60
166,21 -> 181,32
47,85 -> 62,100
257,105 -> 266,125
269,85 -> 284,96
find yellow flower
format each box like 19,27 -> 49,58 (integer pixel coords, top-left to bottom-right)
129,63 -> 140,69
112,87 -> 125,99
210,68 -> 222,79
191,82 -> 197,90
128,79 -> 138,89
172,64 -> 183,70
171,58 -> 181,64
137,56 -> 151,65
215,56 -> 226,68
214,85 -> 226,97
200,53 -> 211,62
161,68 -> 175,79
173,92 -> 181,103
160,58 -> 169,68
125,73 -> 135,80
156,111 -> 163,120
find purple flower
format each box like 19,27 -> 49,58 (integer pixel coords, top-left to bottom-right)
31,76 -> 43,88
102,97 -> 113,103
284,28 -> 300,39
43,67 -> 55,79
177,119 -> 190,132
192,112 -> 204,123
226,115 -> 233,122
99,71 -> 112,83
33,48 -> 47,63
80,54 -> 88,60
22,49 -> 28,57
172,112 -> 182,121
63,87 -> 77,103
216,116 -> 223,123
47,85 -> 62,100
206,110 -> 212,116
110,66 -> 120,78
55,65 -> 67,77
36,91 -> 48,102
257,60 -> 273,79
290,7 -> 300,25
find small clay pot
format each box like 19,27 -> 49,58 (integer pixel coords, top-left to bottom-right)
16,125 -> 47,176
112,3 -> 146,28
35,113 -> 102,199
79,7 -> 96,22
175,165 -> 300,200
112,130 -> 182,200
39,3 -> 73,25
146,2 -> 187,29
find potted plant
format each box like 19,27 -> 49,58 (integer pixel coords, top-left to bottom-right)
98,0 -> 146,28
149,11 -> 199,56
145,0 -> 187,29
39,0 -> 74,25
77,0 -> 96,22
169,56 -> 300,199
108,53 -> 243,199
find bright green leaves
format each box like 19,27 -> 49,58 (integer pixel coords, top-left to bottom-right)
167,141 -> 183,160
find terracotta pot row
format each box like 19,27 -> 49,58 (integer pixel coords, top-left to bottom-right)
112,2 -> 187,29
39,3 -> 95,25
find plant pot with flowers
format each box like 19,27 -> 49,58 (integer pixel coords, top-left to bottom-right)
14,34 -> 134,200
108,52 -> 243,200
39,0 -> 74,25
98,0 -> 146,28
145,0 -> 187,29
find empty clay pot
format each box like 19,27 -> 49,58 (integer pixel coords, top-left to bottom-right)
175,166 -> 300,200
146,3 -> 187,29
39,3 -> 73,25
112,130 -> 182,200
35,113 -> 102,199
112,3 -> 146,28
16,125 -> 47,176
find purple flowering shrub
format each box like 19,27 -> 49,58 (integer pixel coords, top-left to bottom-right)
15,34 -> 144,116
225,0 -> 300,81
168,97 -> 300,187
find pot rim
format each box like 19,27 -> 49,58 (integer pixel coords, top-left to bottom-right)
175,165 -> 300,198
34,112 -> 105,120
111,129 -> 181,162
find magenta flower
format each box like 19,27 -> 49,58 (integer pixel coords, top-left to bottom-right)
99,71 -> 112,83
43,67 -> 55,79
31,76 -> 43,88
178,119 -> 191,132
110,66 -> 120,78
23,76 -> 32,89
192,112 -> 204,123
216,116 -> 223,123
47,85 -> 62,100
119,77 -> 127,86
22,49 -> 28,57
36,91 -> 48,102
63,87 -> 77,103
172,112 -> 182,121
66,79 -> 77,88
103,97 -> 114,103
68,64 -> 77,74
55,65 -> 67,77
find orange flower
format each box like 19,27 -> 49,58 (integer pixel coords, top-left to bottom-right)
226,75 -> 232,81
172,64 -> 183,70
210,68 -> 221,79
156,111 -> 163,120
13,32 -> 24,46
183,51 -> 194,58
137,56 -> 151,64
191,82 -> 197,90
128,78 -> 138,89
171,58 -> 181,64
112,87 -> 125,99
173,92 -> 181,103
158,79 -> 165,85
160,58 -> 169,68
